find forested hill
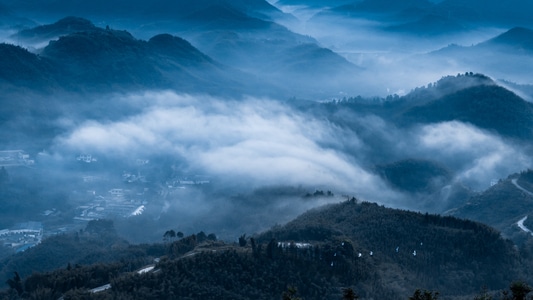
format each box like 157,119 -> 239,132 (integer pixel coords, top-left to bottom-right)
1,201 -> 528,299
448,170 -> 533,243
325,73 -> 533,141
258,200 -> 522,297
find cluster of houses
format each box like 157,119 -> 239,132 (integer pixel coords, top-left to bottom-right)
74,188 -> 146,221
0,150 -> 34,166
0,222 -> 43,253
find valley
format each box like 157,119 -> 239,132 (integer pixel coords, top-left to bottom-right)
0,0 -> 532,298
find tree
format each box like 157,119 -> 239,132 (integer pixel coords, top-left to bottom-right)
6,272 -> 23,296
197,231 -> 207,243
409,289 -> 439,300
474,286 -> 492,300
282,286 -> 302,300
163,230 -> 176,242
177,231 -> 184,239
168,230 -> 176,240
509,281 -> 532,300
239,234 -> 247,247
267,239 -> 278,259
342,287 -> 359,300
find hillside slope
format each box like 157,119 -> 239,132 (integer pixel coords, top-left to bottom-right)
0,201 -> 525,299
449,171 -> 533,243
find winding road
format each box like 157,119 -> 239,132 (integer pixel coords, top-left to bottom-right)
513,179 -> 533,236
512,179 -> 533,197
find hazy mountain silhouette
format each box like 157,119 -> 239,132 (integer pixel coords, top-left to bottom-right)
0,0 -> 286,23
1,19 -> 282,98
427,27 -> 533,88
480,27 -> 533,53
0,43 -> 57,88
12,16 -> 97,44
401,82 -> 533,140
385,13 -> 466,36
355,0 -> 433,13
436,0 -> 533,27
448,172 -> 533,243
275,0 -> 356,6
376,158 -> 452,193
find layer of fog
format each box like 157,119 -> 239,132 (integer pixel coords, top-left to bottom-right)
270,3 -> 529,96
329,108 -> 533,192
41,91 -> 533,241
55,92 -> 392,197
4,6 -> 530,99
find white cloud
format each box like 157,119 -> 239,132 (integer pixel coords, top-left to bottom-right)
416,121 -> 532,188
56,92 -> 395,200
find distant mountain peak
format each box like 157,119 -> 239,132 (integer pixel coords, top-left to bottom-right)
487,26 -> 533,51
14,16 -> 97,43
148,33 -> 212,62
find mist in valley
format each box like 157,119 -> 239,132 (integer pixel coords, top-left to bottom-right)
1,0 -> 533,246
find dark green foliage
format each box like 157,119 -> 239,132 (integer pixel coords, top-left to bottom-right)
518,170 -> 533,192
342,287 -> 358,300
6,272 -> 23,296
403,84 -> 533,139
282,286 -> 302,300
485,27 -> 533,52
85,219 -> 116,235
376,159 -> 452,193
409,289 -> 439,300
163,230 -> 176,242
196,231 -> 207,243
259,201 -> 521,296
108,243 -> 361,300
450,179 -> 533,240
239,234 -> 247,247
14,17 -> 97,43
508,281 -> 532,300
0,202 -> 528,299
474,286 -> 493,300
0,43 -> 57,88
0,222 -> 166,290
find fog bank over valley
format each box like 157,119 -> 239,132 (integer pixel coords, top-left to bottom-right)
0,0 -> 533,249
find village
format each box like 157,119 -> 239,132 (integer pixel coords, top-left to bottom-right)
0,222 -> 43,253
0,150 -> 212,254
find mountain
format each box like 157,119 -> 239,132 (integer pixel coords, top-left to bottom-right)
385,13 -> 466,36
0,43 -> 57,88
179,3 -> 276,31
257,200 -> 523,297
335,73 -> 533,141
354,0 -> 433,14
0,219 -> 166,290
0,0 -> 286,23
376,158 -> 452,193
310,0 -> 435,24
0,4 -> 36,29
1,21 -> 264,95
11,16 -> 97,45
400,77 -> 533,140
428,28 -> 533,84
448,171 -> 533,243
176,8 -> 360,97
480,27 -> 533,53
0,201 -> 526,299
436,0 -> 533,27
275,0 -> 356,6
